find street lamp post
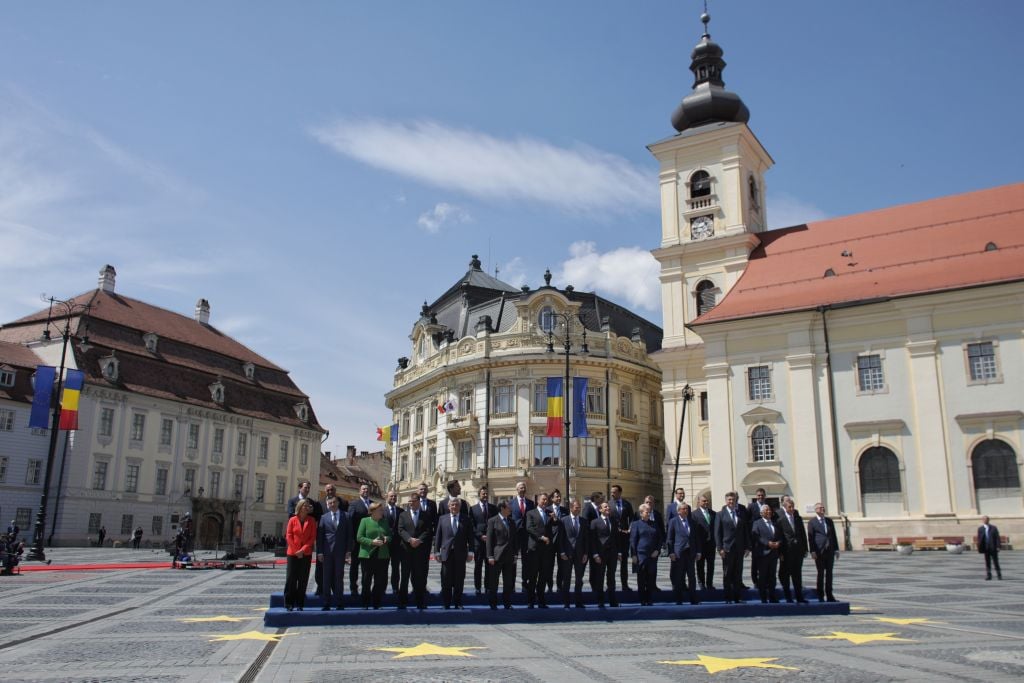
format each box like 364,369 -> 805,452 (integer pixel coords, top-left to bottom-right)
670,385 -> 695,497
27,297 -> 91,562
545,308 -> 589,502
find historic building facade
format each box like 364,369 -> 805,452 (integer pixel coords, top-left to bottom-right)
652,15 -> 1023,544
386,256 -> 664,505
0,266 -> 324,547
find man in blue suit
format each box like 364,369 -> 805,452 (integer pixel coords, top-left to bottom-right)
508,480 -> 535,591
714,491 -> 750,603
977,516 -> 1003,580
316,496 -> 352,610
629,503 -> 662,606
666,502 -> 701,605
692,494 -> 716,590
433,498 -> 473,609
751,503 -> 783,603
807,501 -> 840,602
665,487 -> 687,533
558,498 -> 590,609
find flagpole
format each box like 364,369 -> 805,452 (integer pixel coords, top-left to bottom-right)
670,385 -> 695,499
546,308 -> 589,502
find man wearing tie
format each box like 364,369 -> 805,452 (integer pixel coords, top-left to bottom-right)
397,492 -> 432,610
807,502 -> 840,602
558,498 -> 589,609
714,491 -> 750,604
348,484 -> 373,596
582,491 -> 603,523
471,486 -> 497,595
383,489 -> 404,594
486,501 -> 518,610
747,488 -> 772,588
509,481 -> 535,591
316,496 -> 352,610
525,492 -> 556,608
590,501 -> 620,608
692,494 -> 716,590
609,484 -> 634,592
751,503 -> 783,603
777,497 -> 808,603
438,479 -> 470,521
665,487 -> 687,533
547,489 -> 568,596
433,498 -> 473,609
977,516 -> 1003,581
417,482 -> 439,535
667,502 -> 701,605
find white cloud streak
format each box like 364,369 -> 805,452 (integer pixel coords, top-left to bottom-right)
768,193 -> 829,229
310,119 -> 655,213
417,202 -> 471,233
557,241 -> 660,313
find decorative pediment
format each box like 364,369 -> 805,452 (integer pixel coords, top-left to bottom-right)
740,468 -> 788,495
740,406 -> 783,425
954,411 -> 1024,429
843,419 -> 906,436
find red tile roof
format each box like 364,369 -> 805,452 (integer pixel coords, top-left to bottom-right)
693,183 -> 1024,325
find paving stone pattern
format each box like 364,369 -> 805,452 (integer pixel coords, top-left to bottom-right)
0,547 -> 1020,681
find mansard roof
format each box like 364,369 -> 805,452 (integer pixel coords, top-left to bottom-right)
0,340 -> 42,404
693,183 -> 1024,325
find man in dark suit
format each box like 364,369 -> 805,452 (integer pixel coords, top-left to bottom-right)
747,487 -> 772,587
751,503 -> 783,603
433,498 -> 473,609
508,480 -> 535,591
382,489 -> 404,594
438,479 -> 471,521
807,501 -> 840,602
692,494 -> 716,590
486,500 -> 518,609
471,485 -> 497,595
589,501 -> 620,608
417,482 -> 439,535
397,492 -> 433,609
609,484 -> 634,592
525,492 -> 557,608
547,489 -> 568,595
348,484 -> 373,596
582,491 -> 604,523
558,498 -> 589,609
977,516 -> 1003,580
714,490 -> 750,603
667,502 -> 701,605
316,496 -> 352,610
665,487 -> 687,533
777,497 -> 808,603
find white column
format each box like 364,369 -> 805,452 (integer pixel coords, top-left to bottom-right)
785,352 -> 826,505
705,362 -> 734,501
906,338 -> 954,515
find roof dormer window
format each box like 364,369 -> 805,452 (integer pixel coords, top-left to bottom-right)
294,402 -> 309,423
99,352 -> 119,383
143,332 -> 159,353
209,379 -> 225,404
0,368 -> 15,387
243,362 -> 255,380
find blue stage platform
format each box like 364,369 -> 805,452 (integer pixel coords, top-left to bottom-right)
264,588 -> 849,627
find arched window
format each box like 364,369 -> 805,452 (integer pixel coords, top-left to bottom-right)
751,425 -> 775,462
860,447 -> 901,502
970,444 -> 1019,497
690,170 -> 711,198
538,306 -> 555,333
695,280 -> 717,316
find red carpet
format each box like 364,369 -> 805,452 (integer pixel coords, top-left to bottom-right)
18,562 -> 176,572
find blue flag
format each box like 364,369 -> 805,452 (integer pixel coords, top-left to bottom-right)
29,365 -> 56,429
572,376 -> 589,438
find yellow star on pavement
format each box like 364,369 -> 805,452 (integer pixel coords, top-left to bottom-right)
207,631 -> 293,643
849,605 -> 868,612
179,615 -> 246,623
252,607 -> 269,612
809,631 -> 914,645
870,617 -> 943,626
372,643 -> 486,659
659,654 -> 798,674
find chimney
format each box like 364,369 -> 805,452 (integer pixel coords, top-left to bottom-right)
346,445 -> 356,459
195,299 -> 210,324
98,265 -> 117,293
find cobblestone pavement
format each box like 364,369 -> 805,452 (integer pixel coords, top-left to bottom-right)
0,547 -> 1021,682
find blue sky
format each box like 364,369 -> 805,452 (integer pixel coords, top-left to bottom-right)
2,2 -> 1021,454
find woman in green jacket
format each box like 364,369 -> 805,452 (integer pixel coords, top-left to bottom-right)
356,502 -> 391,609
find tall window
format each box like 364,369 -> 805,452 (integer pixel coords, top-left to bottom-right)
401,412 -> 411,436
747,366 -> 772,401
152,516 -> 163,536
15,508 -> 32,533
967,342 -> 998,381
860,447 -> 901,503
751,426 -> 775,462
972,439 -> 1020,498
533,383 -> 547,413
237,432 -> 248,458
255,477 -> 266,502
212,428 -> 224,454
252,520 -> 262,538
690,170 -> 711,198
649,396 -> 660,427
300,443 -> 309,469
459,388 -> 473,415
620,440 -> 634,470
184,468 -> 196,494
533,436 -> 560,466
492,384 -> 514,414
25,459 -> 42,485
0,408 -> 14,431
88,513 -> 102,535
210,471 -> 221,498
458,440 -> 473,470
130,414 -> 146,442
187,424 -> 200,449
99,408 -> 115,437
695,280 -> 717,316
586,384 -> 605,415
492,437 -> 513,467
399,454 -> 408,481
857,354 -> 885,392
413,451 -> 422,478
0,456 -> 8,482
159,418 -> 173,446
92,461 -> 108,490
620,390 -> 634,420
121,514 -> 133,535
155,467 -> 168,496
429,404 -> 438,428
581,437 -> 604,467
699,391 -> 709,422
427,446 -> 437,474
234,473 -> 244,500
124,463 -> 140,493
258,436 -> 269,462
414,407 -> 424,433
275,480 -> 286,505
539,306 -> 555,332
278,440 -> 289,466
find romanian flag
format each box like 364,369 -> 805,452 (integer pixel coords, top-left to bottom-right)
29,365 -> 56,429
376,423 -> 399,442
58,369 -> 85,430
545,377 -> 563,437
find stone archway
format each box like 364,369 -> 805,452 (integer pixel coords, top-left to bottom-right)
198,513 -> 224,550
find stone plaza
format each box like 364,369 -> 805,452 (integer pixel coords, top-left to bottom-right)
0,547 -> 1020,682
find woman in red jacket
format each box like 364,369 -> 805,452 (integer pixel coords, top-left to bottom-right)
284,499 -> 317,611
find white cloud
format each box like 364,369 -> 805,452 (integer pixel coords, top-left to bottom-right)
768,193 -> 829,229
417,202 -> 471,233
310,119 -> 655,213
496,256 -> 528,288
557,241 -> 660,313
